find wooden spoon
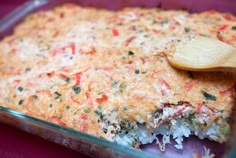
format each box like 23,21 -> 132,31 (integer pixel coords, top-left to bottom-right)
167,36 -> 236,72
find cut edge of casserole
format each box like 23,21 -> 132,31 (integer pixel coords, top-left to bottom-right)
114,102 -> 230,150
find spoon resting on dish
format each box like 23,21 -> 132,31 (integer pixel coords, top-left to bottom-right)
167,36 -> 236,72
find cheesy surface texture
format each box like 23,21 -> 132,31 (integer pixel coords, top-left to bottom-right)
0,4 -> 236,144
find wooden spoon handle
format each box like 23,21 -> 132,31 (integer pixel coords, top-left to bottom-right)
223,52 -> 236,70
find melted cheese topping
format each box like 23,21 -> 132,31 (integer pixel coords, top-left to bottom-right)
0,4 -> 236,141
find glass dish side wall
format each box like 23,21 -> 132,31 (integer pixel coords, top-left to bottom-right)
0,106 -> 156,158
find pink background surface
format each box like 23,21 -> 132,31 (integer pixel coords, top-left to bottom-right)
0,123 -> 87,158
0,1 -> 23,18
0,0 -> 236,158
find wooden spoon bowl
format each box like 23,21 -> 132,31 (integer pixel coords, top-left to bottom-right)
167,36 -> 236,72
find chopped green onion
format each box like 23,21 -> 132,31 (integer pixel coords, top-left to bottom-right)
157,20 -> 169,25
119,82 -> 127,93
54,91 -> 61,100
121,56 -> 126,60
140,42 -> 145,45
17,87 -> 24,92
103,128 -> 108,134
184,27 -> 191,33
25,68 -> 31,72
72,85 -> 81,94
95,110 -> 102,116
202,91 -> 216,101
135,69 -> 140,74
120,82 -> 127,89
18,99 -> 24,105
111,81 -> 119,88
95,109 -> 103,119
220,127 -> 228,135
32,95 -> 38,99
39,40 -> 44,43
123,107 -> 128,111
84,107 -> 91,113
98,91 -> 104,95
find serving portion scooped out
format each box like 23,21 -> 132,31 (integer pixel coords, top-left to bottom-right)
0,3 -> 235,152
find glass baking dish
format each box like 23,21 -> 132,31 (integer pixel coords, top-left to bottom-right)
0,0 -> 236,158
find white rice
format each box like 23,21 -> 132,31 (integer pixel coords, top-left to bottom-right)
114,105 -> 227,152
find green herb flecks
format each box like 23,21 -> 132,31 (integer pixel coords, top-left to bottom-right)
32,95 -> 38,99
18,99 -> 24,105
135,69 -> 140,74
25,68 -> 31,72
36,53 -> 47,59
95,108 -> 103,120
123,106 -> 128,111
156,19 -> 169,25
111,81 -> 119,88
95,109 -> 102,116
98,91 -> 104,95
220,127 -> 228,135
17,87 -> 24,92
119,82 -> 127,93
54,91 -> 61,100
184,27 -> 191,33
103,128 -> 108,134
140,42 -> 145,45
39,40 -> 44,43
120,82 -> 127,89
202,90 -> 216,101
84,107 -> 91,113
72,85 -> 81,94
39,46 -> 50,52
119,119 -> 133,134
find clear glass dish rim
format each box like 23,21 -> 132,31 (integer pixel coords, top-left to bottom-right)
0,106 -> 156,158
0,1 -> 236,158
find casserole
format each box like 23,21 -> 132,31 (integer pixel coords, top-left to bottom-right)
0,0 -> 236,158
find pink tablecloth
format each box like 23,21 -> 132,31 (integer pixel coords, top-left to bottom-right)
0,123 -> 89,158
